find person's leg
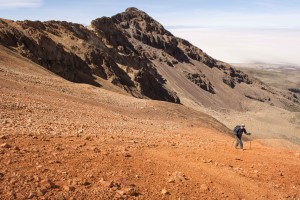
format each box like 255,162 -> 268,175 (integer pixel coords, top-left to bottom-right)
235,134 -> 243,149
238,134 -> 243,149
234,135 -> 240,149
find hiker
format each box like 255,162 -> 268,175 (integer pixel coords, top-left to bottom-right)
233,124 -> 251,150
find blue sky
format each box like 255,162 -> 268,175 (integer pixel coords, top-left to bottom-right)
1,0 -> 300,65
1,0 -> 299,28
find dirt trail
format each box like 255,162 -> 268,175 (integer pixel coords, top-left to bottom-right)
1,47 -> 300,199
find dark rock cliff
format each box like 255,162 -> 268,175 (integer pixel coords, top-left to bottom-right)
0,8 -> 299,111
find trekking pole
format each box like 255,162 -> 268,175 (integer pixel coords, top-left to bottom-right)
249,134 -> 252,150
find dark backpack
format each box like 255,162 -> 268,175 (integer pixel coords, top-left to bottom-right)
233,126 -> 240,134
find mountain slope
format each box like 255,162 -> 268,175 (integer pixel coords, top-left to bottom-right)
0,7 -> 299,112
1,44 -> 300,200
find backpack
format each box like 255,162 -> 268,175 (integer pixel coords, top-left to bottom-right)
233,126 -> 240,134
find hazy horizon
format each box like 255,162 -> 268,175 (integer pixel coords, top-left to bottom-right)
169,27 -> 300,67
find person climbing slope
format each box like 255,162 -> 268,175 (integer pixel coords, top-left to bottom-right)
233,124 -> 251,150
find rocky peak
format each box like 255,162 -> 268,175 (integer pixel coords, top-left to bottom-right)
125,7 -> 140,13
0,8 -> 298,111
112,8 -> 190,63
112,7 -> 173,36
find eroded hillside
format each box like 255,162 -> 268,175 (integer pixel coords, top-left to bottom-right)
1,44 -> 300,199
0,8 -> 299,112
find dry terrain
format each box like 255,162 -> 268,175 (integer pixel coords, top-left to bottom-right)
1,8 -> 299,149
220,63 -> 300,148
1,8 -> 299,113
1,38 -> 300,200
233,63 -> 300,91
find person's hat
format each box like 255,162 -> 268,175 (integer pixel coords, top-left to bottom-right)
241,124 -> 245,127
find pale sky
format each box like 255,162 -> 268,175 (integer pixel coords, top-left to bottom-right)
1,0 -> 300,66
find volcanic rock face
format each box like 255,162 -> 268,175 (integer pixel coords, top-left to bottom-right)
0,7 -> 299,111
0,17 -> 179,103
184,72 -> 215,94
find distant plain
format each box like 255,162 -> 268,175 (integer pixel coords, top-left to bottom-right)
233,63 -> 300,91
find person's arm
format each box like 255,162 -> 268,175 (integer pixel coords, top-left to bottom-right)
244,128 -> 251,135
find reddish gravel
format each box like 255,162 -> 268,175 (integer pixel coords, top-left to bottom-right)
1,46 -> 300,199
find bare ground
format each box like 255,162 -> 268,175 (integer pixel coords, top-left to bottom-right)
1,47 -> 300,199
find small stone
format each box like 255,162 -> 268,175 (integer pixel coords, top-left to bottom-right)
1,143 -> 12,148
123,152 -> 131,157
115,192 -> 126,199
36,165 -> 43,170
37,188 -> 47,196
55,146 -> 64,151
92,147 -> 100,153
253,170 -> 259,174
14,146 -> 20,151
7,190 -> 16,199
280,172 -> 284,176
78,129 -> 83,134
10,178 -> 17,185
34,175 -> 41,182
80,180 -> 91,186
200,184 -> 209,192
115,177 -> 134,187
274,184 -> 280,188
169,171 -> 187,183
168,178 -> 175,183
118,187 -> 137,196
161,188 -> 170,195
0,172 -> 4,179
0,135 -> 8,139
116,190 -> 125,196
122,147 -> 129,152
63,185 -> 75,192
40,179 -> 57,189
99,179 -> 113,188
27,192 -> 37,199
234,167 -> 240,171
85,135 -> 92,141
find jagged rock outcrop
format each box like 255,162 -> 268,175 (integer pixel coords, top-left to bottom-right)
184,72 -> 215,94
289,88 -> 300,94
112,8 -> 190,63
0,19 -> 99,86
0,17 -> 179,103
0,8 -> 299,111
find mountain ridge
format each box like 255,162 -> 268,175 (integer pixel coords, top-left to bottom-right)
1,8 -> 300,199
0,7 -> 299,112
